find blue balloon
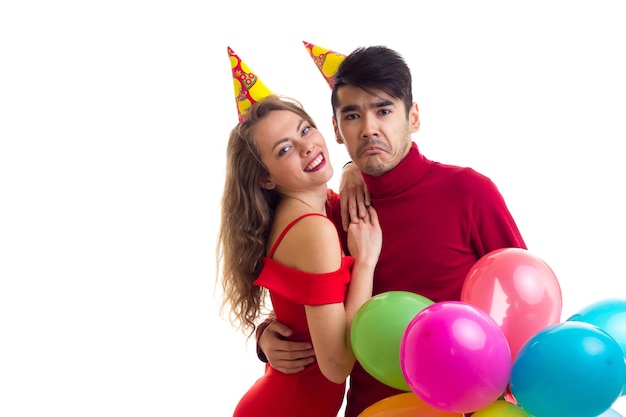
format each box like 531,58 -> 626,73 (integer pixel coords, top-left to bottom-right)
598,409 -> 623,417
568,299 -> 626,398
568,298 -> 626,357
510,321 -> 626,417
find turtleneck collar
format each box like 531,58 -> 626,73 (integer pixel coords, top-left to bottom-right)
362,142 -> 430,198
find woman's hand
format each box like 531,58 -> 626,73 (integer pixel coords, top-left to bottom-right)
339,163 -> 371,232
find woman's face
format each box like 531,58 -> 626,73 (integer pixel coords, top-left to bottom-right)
255,109 -> 333,193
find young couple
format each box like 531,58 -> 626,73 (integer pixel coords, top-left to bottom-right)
217,44 -> 526,417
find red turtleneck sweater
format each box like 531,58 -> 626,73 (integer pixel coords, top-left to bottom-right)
326,142 -> 527,417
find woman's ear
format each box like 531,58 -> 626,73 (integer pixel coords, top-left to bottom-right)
260,177 -> 276,190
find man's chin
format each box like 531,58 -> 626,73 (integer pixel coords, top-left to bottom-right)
359,159 -> 389,177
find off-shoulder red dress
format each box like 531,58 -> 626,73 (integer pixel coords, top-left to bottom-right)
232,213 -> 354,417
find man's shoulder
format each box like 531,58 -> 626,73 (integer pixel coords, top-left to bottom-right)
430,161 -> 489,181
428,162 -> 498,197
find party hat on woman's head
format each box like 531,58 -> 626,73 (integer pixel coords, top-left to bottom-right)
302,41 -> 346,89
228,46 -> 273,122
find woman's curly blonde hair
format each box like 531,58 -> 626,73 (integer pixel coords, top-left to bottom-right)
216,95 -> 318,339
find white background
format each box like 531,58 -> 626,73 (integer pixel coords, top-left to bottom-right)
1,1 -> 625,416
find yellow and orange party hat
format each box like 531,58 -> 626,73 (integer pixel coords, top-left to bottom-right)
302,41 -> 346,89
228,46 -> 273,122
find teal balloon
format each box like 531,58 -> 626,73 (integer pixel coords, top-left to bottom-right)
568,299 -> 626,398
567,298 -> 626,357
350,291 -> 434,391
598,409 -> 623,417
510,321 -> 626,417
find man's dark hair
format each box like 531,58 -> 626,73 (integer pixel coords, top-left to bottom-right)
331,46 -> 413,118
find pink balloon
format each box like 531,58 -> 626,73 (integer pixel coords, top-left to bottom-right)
461,248 -> 562,360
399,301 -> 512,414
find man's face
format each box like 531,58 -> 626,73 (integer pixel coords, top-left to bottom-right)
333,85 -> 420,177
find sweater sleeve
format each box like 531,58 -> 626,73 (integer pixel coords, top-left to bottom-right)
326,189 -> 349,253
255,318 -> 274,363
467,171 -> 527,255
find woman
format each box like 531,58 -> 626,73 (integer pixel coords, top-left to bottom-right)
217,95 -> 382,417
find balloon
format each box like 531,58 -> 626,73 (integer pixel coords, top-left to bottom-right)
351,291 -> 434,391
358,392 -> 463,417
471,399 -> 532,417
568,299 -> 626,397
510,321 -> 626,417
598,409 -> 623,417
568,298 -> 626,357
502,390 -> 517,405
461,247 -> 562,360
400,301 -> 512,414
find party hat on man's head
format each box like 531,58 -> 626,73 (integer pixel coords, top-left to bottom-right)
302,41 -> 346,89
228,46 -> 273,122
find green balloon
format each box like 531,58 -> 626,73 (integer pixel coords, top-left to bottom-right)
350,291 -> 434,391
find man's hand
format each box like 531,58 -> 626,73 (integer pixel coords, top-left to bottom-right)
339,163 -> 371,232
258,320 -> 316,374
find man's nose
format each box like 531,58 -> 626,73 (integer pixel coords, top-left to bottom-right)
360,114 -> 379,138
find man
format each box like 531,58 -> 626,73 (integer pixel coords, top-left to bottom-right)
257,45 -> 527,417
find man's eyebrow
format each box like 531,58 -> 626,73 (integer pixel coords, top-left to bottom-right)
338,100 -> 395,114
372,99 -> 395,108
338,104 -> 359,114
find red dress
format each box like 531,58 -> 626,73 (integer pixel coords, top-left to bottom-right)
232,213 -> 354,417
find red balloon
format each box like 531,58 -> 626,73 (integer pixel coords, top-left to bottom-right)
461,248 -> 562,360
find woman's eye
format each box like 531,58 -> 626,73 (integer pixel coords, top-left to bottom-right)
301,125 -> 311,136
278,145 -> 291,156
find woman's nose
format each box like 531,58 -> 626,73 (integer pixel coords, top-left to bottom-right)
300,141 -> 314,156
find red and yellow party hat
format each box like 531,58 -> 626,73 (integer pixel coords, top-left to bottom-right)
302,41 -> 346,89
228,46 -> 273,122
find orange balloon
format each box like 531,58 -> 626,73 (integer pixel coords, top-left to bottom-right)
359,393 -> 463,417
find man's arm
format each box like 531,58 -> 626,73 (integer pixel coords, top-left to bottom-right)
256,319 -> 316,374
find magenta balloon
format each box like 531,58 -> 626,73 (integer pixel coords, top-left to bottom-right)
351,291 -> 434,391
461,248 -> 562,360
400,301 -> 512,414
